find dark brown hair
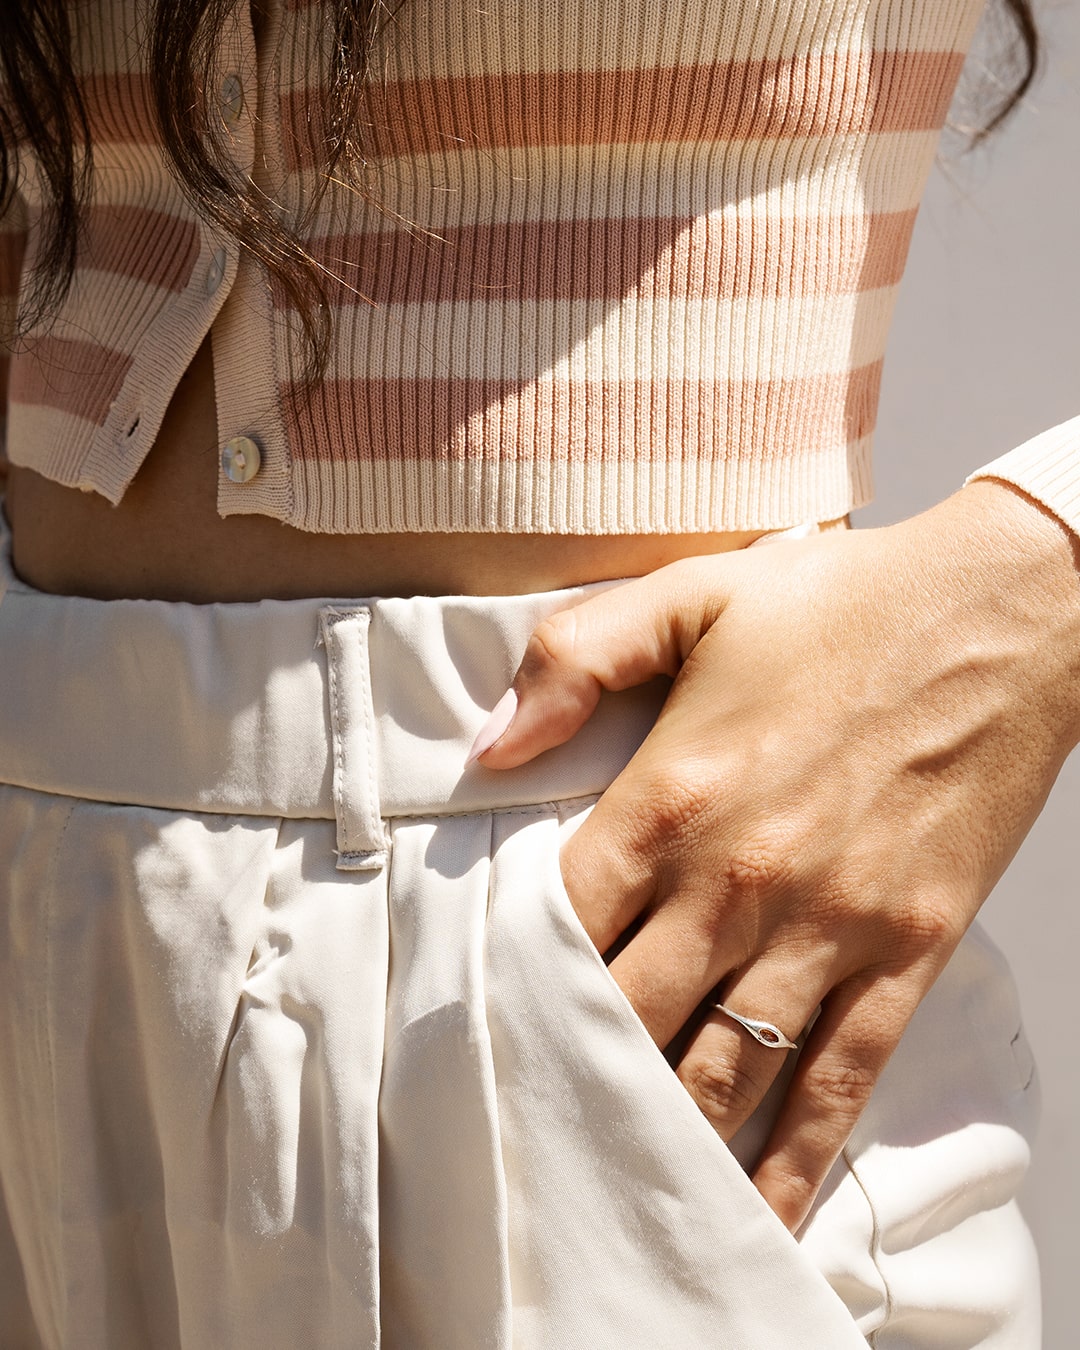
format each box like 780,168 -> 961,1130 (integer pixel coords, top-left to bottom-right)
0,0 -> 1041,365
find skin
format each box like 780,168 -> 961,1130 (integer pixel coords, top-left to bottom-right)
474,478 -> 1080,1230
7,333 -> 1080,1232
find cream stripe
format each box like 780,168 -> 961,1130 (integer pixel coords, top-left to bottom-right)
71,0 -> 148,76
63,0 -> 983,87
6,403 -> 112,487
276,130 -> 943,237
25,267 -> 212,354
279,290 -> 898,384
274,438 -> 877,534
342,0 -> 983,84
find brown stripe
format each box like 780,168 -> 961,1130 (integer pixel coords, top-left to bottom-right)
273,209 -> 917,309
9,336 -> 132,425
83,205 -> 200,293
282,50 -> 964,168
0,228 -> 27,301
284,363 -> 884,464
80,73 -> 158,145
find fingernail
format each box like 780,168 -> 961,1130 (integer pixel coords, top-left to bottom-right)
466,688 -> 518,765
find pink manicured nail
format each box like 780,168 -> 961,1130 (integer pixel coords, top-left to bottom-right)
466,688 -> 518,765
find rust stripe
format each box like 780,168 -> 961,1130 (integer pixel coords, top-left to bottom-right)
80,73 -> 157,145
0,229 -> 27,302
9,336 -> 132,425
274,209 -> 918,308
282,49 -> 965,167
284,363 -> 884,463
83,205 -> 201,293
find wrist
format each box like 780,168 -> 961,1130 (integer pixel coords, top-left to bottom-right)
912,479 -> 1080,751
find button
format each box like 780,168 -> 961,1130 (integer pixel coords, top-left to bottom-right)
220,73 -> 244,124
220,435 -> 262,483
206,248 -> 227,295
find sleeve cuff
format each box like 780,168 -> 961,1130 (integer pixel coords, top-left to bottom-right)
965,415 -> 1080,539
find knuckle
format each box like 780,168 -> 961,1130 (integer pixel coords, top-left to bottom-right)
769,1161 -> 820,1209
801,1058 -> 878,1119
721,823 -> 799,901
680,1055 -> 763,1126
862,889 -> 966,968
524,614 -> 579,674
640,770 -> 714,843
519,617 -> 604,730
724,843 -> 781,898
901,891 -> 965,950
758,1157 -> 825,1230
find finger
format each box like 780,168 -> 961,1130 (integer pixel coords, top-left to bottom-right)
602,890 -> 776,1048
556,734 -> 722,949
556,785 -> 658,951
468,558 -> 728,769
676,963 -> 827,1144
751,978 -> 912,1232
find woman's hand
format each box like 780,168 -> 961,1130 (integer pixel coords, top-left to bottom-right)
471,480 -> 1080,1231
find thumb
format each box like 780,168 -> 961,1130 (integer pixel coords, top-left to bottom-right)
467,559 -> 726,769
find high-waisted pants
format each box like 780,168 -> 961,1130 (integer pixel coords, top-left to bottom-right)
0,524 -> 1041,1349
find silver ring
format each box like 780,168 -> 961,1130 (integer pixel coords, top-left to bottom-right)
711,1003 -> 798,1050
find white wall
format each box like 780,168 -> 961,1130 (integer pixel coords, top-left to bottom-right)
864,4 -> 1079,1342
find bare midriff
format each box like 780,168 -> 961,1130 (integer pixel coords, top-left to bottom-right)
7,337 -> 797,604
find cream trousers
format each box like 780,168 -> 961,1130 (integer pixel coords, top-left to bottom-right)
0,520 -> 1040,1348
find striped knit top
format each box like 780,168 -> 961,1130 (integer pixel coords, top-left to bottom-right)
1,0 -> 1078,535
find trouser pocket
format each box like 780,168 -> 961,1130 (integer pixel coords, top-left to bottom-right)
480,802 -> 867,1349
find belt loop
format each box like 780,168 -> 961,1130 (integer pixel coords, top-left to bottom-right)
319,606 -> 388,871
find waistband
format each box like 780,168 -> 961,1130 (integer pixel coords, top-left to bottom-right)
0,513 -> 666,842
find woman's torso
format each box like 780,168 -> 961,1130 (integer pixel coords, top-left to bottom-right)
6,338 -> 765,601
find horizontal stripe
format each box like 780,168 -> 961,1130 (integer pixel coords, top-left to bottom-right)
276,208 -> 918,308
70,0 -> 150,77
5,400 -> 116,492
282,50 -> 965,167
278,130 -> 941,240
275,291 -> 897,385
82,205 -> 201,293
0,229 -> 26,303
9,336 -> 132,425
17,266 -> 205,378
285,0 -> 981,80
282,435 -> 877,533
81,73 -> 157,145
283,364 -> 884,466
77,73 -> 250,158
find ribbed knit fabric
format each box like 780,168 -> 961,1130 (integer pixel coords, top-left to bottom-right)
967,416 -> 1080,540
3,0 -> 1074,535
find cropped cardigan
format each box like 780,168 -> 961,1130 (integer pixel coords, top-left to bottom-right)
0,0 -> 1077,536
